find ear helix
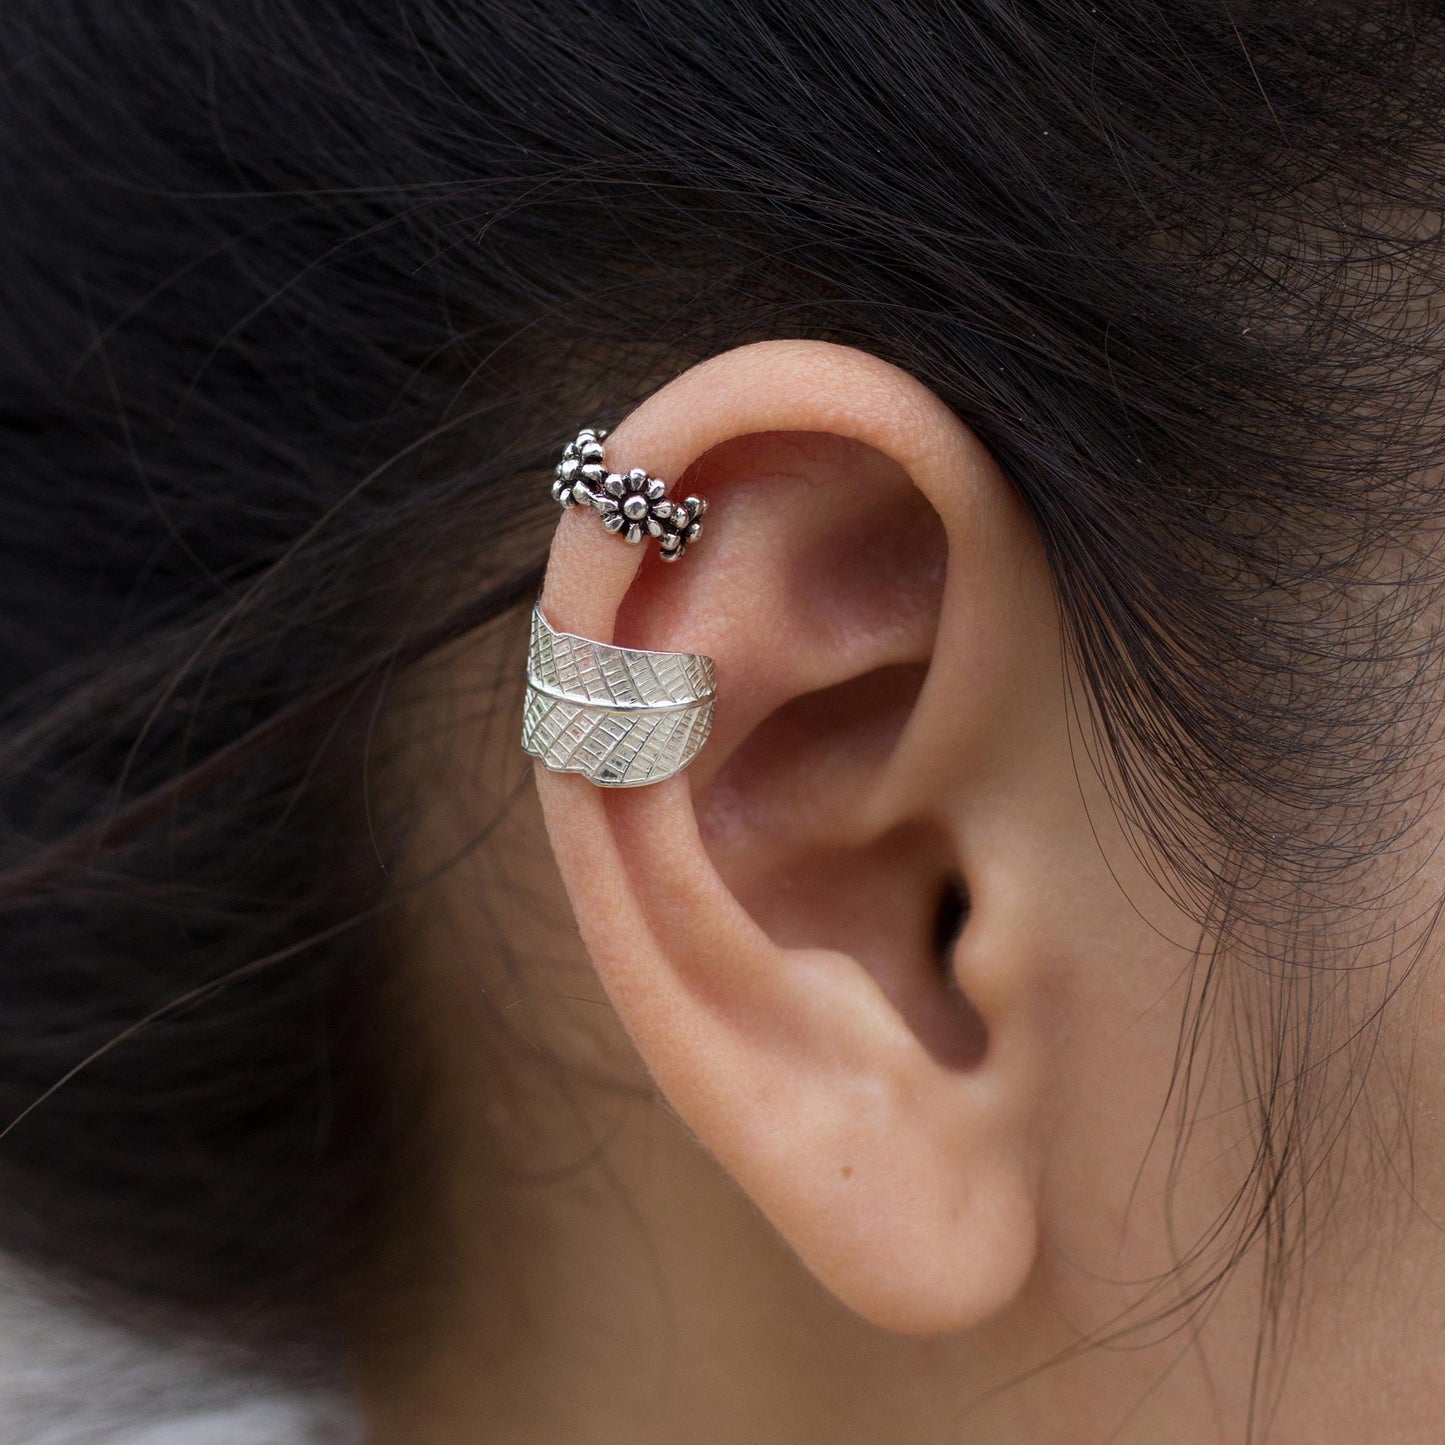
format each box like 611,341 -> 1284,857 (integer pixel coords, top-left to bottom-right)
522,426 -> 718,787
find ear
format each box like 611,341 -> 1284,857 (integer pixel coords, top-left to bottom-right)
535,339 -> 1071,1334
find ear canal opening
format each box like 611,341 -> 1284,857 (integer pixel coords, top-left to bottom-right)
932,874 -> 988,1068
931,874 -> 970,963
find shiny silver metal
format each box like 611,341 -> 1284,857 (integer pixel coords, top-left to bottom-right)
521,605 -> 717,787
551,426 -> 709,562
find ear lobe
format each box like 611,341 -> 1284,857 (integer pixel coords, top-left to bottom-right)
534,341 -> 1058,1334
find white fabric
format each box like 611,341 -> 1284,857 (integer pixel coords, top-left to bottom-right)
0,1260 -> 361,1444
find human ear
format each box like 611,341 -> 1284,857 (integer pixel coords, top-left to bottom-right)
533,339 -> 1070,1334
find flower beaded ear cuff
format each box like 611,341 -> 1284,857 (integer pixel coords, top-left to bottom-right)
522,425 -> 718,787
551,426 -> 708,562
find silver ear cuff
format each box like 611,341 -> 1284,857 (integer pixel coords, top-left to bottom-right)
521,605 -> 717,787
551,426 -> 708,562
527,427 -> 717,787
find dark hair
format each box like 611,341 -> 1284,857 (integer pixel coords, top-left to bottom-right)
2,0 -> 1441,1387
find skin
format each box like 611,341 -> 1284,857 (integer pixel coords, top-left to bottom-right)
357,342 -> 1445,1443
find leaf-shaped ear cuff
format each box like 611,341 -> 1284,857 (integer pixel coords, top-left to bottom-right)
521,605 -> 717,787
551,426 -> 708,562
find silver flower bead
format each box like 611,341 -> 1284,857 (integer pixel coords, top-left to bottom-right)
658,496 -> 708,562
552,426 -> 609,509
595,467 -> 676,545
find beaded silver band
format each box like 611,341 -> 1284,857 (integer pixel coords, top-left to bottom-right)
551,426 -> 708,562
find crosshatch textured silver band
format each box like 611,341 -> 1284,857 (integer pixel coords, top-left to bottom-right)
521,605 -> 717,787
551,425 -> 709,562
